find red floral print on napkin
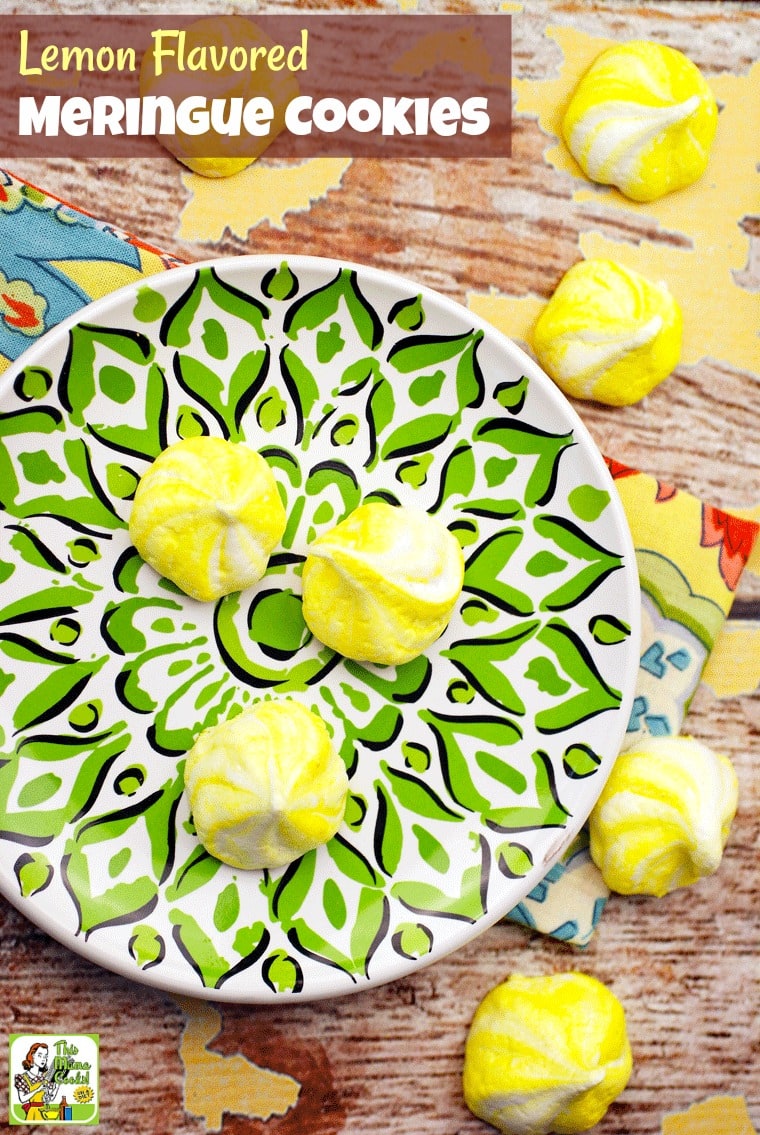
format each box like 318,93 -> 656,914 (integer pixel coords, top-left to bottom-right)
604,457 -> 677,502
2,292 -> 40,330
700,505 -> 759,592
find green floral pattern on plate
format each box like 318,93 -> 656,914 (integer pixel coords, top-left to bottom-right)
0,256 -> 638,1001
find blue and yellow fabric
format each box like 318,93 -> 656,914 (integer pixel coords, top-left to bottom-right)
0,171 -> 183,374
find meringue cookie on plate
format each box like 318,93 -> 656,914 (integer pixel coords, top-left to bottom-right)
129,436 -> 287,602
301,502 -> 464,666
184,699 -> 348,871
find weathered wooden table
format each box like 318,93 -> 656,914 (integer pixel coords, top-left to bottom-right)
1,1 -> 758,1132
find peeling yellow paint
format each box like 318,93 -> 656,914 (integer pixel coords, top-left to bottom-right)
662,1094 -> 758,1135
704,623 -> 760,698
175,996 -> 300,1132
178,158 -> 353,242
467,287 -> 541,349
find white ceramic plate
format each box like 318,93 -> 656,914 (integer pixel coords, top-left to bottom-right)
0,255 -> 639,1001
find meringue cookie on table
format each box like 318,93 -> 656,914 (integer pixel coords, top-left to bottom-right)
532,259 -> 682,406
562,40 -> 718,202
588,735 -> 739,897
463,972 -> 632,1135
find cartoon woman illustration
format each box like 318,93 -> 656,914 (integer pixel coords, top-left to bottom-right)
14,1042 -> 60,1120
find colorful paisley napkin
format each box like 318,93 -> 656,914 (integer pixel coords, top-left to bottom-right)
0,171 -> 183,376
0,167 -> 757,947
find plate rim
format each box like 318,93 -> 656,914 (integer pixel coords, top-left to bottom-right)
0,252 -> 641,1002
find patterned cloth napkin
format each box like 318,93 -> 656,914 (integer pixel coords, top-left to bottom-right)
1,167 -> 757,946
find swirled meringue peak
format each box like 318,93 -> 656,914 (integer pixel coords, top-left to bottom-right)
301,502 -> 464,666
588,735 -> 739,897
129,437 -> 287,602
184,699 -> 348,871
532,259 -> 682,405
562,40 -> 718,202
463,972 -> 632,1135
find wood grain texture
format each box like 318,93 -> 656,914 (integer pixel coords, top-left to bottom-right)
1,1 -> 758,1132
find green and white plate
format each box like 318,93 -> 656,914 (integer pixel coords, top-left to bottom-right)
0,255 -> 639,1002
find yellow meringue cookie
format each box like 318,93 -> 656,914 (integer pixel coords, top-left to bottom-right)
562,40 -> 718,203
129,436 -> 287,602
301,502 -> 464,666
180,157 -> 259,180
139,16 -> 300,177
463,972 -> 632,1135
184,699 -> 349,870
588,735 -> 738,897
532,259 -> 682,405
